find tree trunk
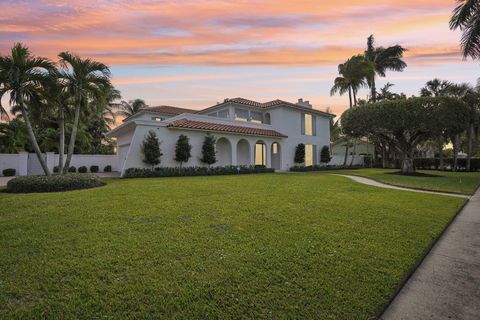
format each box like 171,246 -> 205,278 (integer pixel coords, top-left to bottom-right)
343,139 -> 349,167
349,139 -> 357,167
401,158 -> 415,174
58,108 -> 65,174
452,134 -> 459,172
348,87 -> 353,109
19,97 -> 51,176
467,124 -> 474,171
63,98 -> 81,174
382,144 -> 387,168
370,77 -> 376,102
438,139 -> 444,171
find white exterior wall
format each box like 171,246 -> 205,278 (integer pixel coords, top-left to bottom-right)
0,153 -> 28,176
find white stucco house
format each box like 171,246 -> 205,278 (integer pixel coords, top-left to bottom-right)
106,97 -> 334,175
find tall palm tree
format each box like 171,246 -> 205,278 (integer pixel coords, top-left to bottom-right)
0,43 -> 54,175
331,55 -> 374,166
57,52 -> 111,173
420,78 -> 452,97
364,35 -> 407,102
115,98 -> 147,118
450,0 -> 480,59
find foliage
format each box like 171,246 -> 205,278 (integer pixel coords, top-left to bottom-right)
90,165 -> 99,173
290,164 -> 363,172
104,165 -> 112,172
200,134 -> 217,166
53,166 -> 60,173
320,145 -> 332,163
174,134 -> 192,166
0,118 -> 29,153
124,166 -> 274,178
294,143 -> 305,164
2,168 -> 16,176
78,166 -> 88,173
68,166 -> 76,173
114,98 -> 147,118
5,173 -> 105,193
0,174 -> 464,318
141,130 -> 162,168
450,0 -> 480,59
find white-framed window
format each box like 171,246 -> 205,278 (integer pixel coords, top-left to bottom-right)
272,143 -> 278,154
305,144 -> 313,166
304,114 -> 312,136
152,116 -> 164,122
250,111 -> 263,123
218,109 -> 229,118
235,108 -> 249,121
255,143 -> 266,166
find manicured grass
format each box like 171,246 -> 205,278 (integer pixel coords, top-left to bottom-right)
323,169 -> 480,195
0,174 -> 465,319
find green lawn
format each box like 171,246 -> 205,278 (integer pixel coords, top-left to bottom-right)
324,168 -> 480,195
0,174 -> 465,319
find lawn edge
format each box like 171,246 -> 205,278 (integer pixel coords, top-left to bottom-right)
376,196 -> 470,318
328,172 -> 476,196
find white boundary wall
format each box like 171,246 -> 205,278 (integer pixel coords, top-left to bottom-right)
329,154 -> 365,166
0,153 -> 118,176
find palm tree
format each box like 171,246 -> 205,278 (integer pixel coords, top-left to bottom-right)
114,98 -> 147,118
420,78 -> 452,97
0,118 -> 29,153
57,52 -> 111,173
0,43 -> 54,175
331,55 -> 374,166
364,35 -> 407,102
450,0 -> 480,59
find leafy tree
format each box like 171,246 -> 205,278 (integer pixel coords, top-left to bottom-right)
0,43 -> 54,175
141,130 -> 162,168
200,134 -> 217,166
450,0 -> 480,59
114,98 -> 147,118
57,51 -> 111,173
0,118 -> 29,153
294,143 -> 305,164
174,134 -> 192,167
375,82 -> 406,101
320,145 -> 331,164
364,35 -> 407,102
342,97 -> 469,174
420,79 -> 452,97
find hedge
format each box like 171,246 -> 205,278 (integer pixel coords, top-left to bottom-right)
2,168 -> 16,176
78,166 -> 88,173
90,165 -> 99,173
104,165 -> 112,172
290,165 -> 363,172
414,158 -> 480,171
124,165 -> 274,178
6,174 -> 105,193
68,166 -> 77,173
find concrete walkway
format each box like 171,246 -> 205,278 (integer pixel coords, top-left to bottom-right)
333,174 -> 469,198
333,174 -> 479,319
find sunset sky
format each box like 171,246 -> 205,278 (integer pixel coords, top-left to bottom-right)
1,0 -> 478,115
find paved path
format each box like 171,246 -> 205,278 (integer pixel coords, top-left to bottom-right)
332,174 -> 469,198
333,174 -> 479,319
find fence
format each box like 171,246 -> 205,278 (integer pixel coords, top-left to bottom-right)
0,153 -> 118,176
329,154 -> 365,166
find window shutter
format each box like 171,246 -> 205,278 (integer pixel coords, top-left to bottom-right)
301,113 -> 305,135
313,145 -> 317,165
312,115 -> 317,136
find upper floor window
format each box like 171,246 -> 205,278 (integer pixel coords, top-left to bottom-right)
218,109 -> 229,118
250,111 -> 262,123
304,114 -> 313,135
235,108 -> 249,122
152,116 -> 164,122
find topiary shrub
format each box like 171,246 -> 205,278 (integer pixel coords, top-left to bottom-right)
68,166 -> 77,173
78,166 -> 87,173
104,165 -> 112,172
2,168 -> 16,176
53,166 -> 60,173
6,174 -> 105,193
90,165 -> 99,173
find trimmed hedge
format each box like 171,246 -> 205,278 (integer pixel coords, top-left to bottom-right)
78,166 -> 88,173
414,158 -> 480,171
6,174 -> 105,193
124,165 -> 274,178
68,166 -> 77,173
2,168 -> 16,176
104,165 -> 112,172
290,165 -> 363,172
90,165 -> 99,173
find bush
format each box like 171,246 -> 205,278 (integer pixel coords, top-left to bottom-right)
289,164 -> 363,172
104,165 -> 112,172
6,174 -> 105,193
124,165 -> 274,178
413,158 -> 480,171
68,166 -> 77,173
2,168 -> 16,176
78,166 -> 88,173
90,165 -> 99,173
53,166 -> 60,173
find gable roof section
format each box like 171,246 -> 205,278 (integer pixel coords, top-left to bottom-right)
201,97 -> 335,118
141,105 -> 198,115
167,119 -> 287,138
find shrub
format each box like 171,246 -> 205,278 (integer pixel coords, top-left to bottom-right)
78,166 -> 88,173
123,166 -> 274,178
104,165 -> 112,172
294,143 -> 305,164
200,134 -> 217,166
90,165 -> 99,173
320,146 -> 331,163
6,174 -> 105,193
175,134 -> 192,167
53,166 -> 60,173
289,164 -> 363,172
68,166 -> 77,173
2,168 -> 16,176
142,130 -> 162,168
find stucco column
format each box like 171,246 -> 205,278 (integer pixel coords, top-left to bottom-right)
265,142 -> 272,168
231,138 -> 238,166
250,141 -> 256,166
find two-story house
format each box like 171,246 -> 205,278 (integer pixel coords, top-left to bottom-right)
106,97 -> 334,175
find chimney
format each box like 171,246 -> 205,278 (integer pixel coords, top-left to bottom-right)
297,98 -> 312,108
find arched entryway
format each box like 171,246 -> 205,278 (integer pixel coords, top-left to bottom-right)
236,139 -> 250,166
271,142 -> 281,170
216,137 -> 232,166
255,140 -> 267,166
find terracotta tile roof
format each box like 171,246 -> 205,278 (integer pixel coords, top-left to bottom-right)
142,105 -> 198,115
167,119 -> 287,138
